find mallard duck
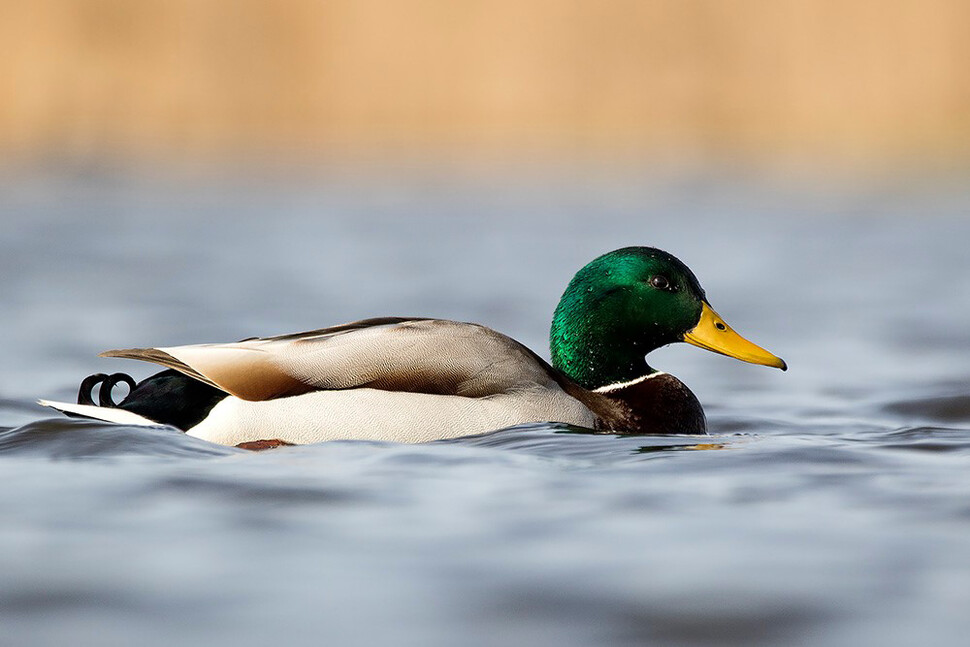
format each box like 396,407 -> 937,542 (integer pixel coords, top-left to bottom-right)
40,247 -> 785,446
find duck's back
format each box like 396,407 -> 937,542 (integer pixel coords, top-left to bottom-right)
105,317 -> 565,398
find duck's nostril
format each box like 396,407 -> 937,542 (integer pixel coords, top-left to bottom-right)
715,322 -> 726,331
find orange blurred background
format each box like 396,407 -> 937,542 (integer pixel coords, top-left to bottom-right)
2,0 -> 969,169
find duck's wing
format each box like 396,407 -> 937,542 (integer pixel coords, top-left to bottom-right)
101,318 -> 562,402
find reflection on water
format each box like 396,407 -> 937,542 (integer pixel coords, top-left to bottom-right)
634,441 -> 728,453
1,165 -> 969,646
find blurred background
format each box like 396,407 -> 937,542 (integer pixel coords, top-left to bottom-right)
2,0 -> 968,170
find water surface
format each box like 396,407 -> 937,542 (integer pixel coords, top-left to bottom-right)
1,163 -> 968,646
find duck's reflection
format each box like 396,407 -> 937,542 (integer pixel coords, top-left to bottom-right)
634,442 -> 727,454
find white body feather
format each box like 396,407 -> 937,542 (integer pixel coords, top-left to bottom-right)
37,400 -> 161,427
187,386 -> 594,445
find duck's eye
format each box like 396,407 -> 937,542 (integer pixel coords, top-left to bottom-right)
650,275 -> 670,290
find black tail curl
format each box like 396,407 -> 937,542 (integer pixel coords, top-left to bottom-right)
77,372 -> 137,407
74,369 -> 226,431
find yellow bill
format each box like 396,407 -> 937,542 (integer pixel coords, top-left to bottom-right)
683,302 -> 787,370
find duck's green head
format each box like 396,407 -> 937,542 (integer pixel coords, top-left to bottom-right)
550,247 -> 786,390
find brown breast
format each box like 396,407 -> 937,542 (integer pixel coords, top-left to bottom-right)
563,373 -> 707,435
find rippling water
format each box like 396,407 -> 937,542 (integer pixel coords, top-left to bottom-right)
2,163 -> 969,646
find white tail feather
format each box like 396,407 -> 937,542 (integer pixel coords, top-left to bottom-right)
37,400 -> 160,427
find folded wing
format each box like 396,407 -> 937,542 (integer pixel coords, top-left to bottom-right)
101,318 -> 560,401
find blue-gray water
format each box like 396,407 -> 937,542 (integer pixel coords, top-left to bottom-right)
2,162 -> 969,646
